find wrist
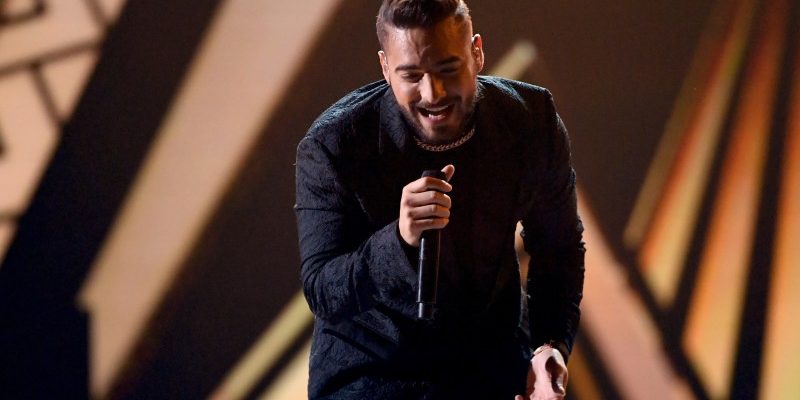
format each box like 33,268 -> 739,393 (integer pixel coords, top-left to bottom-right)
396,222 -> 419,263
533,342 -> 554,357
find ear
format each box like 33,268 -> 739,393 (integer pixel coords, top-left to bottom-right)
378,50 -> 391,84
471,34 -> 484,73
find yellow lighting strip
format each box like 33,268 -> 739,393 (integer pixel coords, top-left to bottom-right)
0,73 -> 59,257
683,0 -> 790,397
562,348 -> 602,400
78,0 -> 342,397
579,196 -> 693,399
210,291 -> 313,400
490,41 -> 538,81
624,0 -> 748,248
0,222 -> 15,264
631,0 -> 757,305
760,20 -> 800,400
257,340 -> 313,400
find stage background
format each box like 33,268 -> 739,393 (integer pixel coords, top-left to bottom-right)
1,0 -> 798,398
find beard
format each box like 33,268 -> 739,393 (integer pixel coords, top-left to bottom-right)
397,88 -> 481,145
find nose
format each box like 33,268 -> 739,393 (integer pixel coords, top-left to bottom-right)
420,74 -> 446,104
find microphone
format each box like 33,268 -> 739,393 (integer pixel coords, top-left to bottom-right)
417,169 -> 447,320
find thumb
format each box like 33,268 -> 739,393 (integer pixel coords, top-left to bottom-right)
514,396 -> 525,400
441,164 -> 455,182
553,370 -> 566,394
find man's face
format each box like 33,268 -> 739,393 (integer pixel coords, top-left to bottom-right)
379,16 -> 484,144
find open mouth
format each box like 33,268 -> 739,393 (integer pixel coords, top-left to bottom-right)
418,104 -> 454,122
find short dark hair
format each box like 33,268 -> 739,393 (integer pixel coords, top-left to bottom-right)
376,0 -> 472,48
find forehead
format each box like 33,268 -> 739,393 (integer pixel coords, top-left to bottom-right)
383,17 -> 471,64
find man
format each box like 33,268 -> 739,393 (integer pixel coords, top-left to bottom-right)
295,1 -> 585,398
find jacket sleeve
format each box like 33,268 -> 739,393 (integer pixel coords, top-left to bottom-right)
520,91 -> 586,362
295,136 -> 418,323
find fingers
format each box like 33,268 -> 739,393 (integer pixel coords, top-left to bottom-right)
400,199 -> 450,238
398,165 -> 455,246
553,369 -> 567,395
405,164 -> 455,194
406,190 -> 452,208
528,352 -> 568,400
545,352 -> 568,395
409,217 -> 450,231
532,379 -> 566,400
407,203 -> 450,219
441,164 -> 455,181
404,175 -> 452,194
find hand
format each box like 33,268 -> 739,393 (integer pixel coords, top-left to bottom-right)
398,164 -> 455,247
514,345 -> 568,400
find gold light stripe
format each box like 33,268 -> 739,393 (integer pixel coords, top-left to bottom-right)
624,0 -> 749,248
0,72 -> 59,215
257,340 -> 312,400
760,21 -> 800,400
683,0 -> 789,396
211,292 -> 313,400
634,0 -> 757,305
0,0 -> 100,68
95,0 -> 128,22
0,222 -> 15,264
490,41 -> 538,80
559,346 -> 602,400
78,0 -> 342,397
41,50 -> 98,120
579,195 -> 693,399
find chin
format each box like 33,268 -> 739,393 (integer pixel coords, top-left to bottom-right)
434,132 -> 463,144
420,119 -> 461,140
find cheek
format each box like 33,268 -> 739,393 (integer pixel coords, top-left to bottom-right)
393,84 -> 420,107
448,75 -> 473,97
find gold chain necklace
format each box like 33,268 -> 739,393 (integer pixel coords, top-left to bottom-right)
413,128 -> 476,152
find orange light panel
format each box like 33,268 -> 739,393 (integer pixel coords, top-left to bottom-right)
683,0 -> 790,396
761,22 -> 800,400
637,0 -> 757,305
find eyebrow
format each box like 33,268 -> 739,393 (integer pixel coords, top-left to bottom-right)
394,56 -> 462,72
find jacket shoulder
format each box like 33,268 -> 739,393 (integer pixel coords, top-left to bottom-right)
478,76 -> 553,112
303,80 -> 388,154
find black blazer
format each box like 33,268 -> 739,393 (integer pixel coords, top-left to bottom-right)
295,76 -> 585,399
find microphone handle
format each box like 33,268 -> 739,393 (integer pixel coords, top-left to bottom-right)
417,170 -> 446,320
417,230 -> 441,319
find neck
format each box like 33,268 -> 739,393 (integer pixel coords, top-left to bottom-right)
413,126 -> 476,152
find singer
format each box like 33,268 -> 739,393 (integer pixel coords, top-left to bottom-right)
294,1 -> 585,399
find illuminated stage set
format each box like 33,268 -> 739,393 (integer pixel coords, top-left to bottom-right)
0,0 -> 798,398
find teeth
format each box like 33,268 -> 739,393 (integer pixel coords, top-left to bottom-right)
420,104 -> 450,118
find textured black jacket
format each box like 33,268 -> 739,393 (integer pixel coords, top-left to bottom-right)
295,76 -> 585,399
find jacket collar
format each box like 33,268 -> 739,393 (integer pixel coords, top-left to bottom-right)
378,87 -> 412,154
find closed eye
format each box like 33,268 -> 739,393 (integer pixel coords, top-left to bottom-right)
401,73 -> 423,82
